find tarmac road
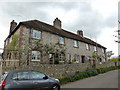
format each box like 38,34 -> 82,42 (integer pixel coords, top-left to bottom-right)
61,70 -> 119,88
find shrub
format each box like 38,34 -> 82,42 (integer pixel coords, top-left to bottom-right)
59,65 -> 120,85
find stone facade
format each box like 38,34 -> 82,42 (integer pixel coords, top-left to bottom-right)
3,18 -> 107,66
1,61 -> 118,78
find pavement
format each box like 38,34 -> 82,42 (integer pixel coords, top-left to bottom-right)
61,70 -> 119,88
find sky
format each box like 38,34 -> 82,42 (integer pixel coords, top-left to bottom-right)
0,0 -> 119,57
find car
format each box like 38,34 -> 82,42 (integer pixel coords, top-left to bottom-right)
0,70 -> 60,90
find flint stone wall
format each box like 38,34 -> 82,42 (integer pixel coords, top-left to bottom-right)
1,61 -> 118,78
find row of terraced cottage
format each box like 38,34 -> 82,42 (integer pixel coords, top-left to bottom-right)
3,18 -> 107,66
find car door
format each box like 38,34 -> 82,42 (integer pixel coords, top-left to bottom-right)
30,71 -> 50,90
11,71 -> 34,89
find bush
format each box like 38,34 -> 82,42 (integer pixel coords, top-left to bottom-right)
60,69 -> 98,85
59,65 -> 120,85
99,66 -> 119,73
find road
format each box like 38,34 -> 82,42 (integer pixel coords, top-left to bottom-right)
61,70 -> 119,88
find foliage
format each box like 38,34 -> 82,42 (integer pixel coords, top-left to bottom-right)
7,35 -> 20,59
8,35 -> 19,50
106,51 -> 114,59
33,40 -> 66,64
59,65 -> 120,85
60,69 -> 98,85
99,66 -> 119,73
108,57 -> 120,61
92,51 -> 99,60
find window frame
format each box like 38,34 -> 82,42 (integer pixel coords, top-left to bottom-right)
73,40 -> 79,48
59,37 -> 65,45
31,51 -> 41,61
86,43 -> 90,50
94,46 -> 97,51
32,30 -> 41,39
74,55 -> 79,63
102,48 -> 105,53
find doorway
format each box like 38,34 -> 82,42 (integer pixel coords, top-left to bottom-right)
81,56 -> 85,63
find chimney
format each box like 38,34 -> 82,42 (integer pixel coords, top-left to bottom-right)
77,30 -> 83,37
53,18 -> 61,29
9,20 -> 17,34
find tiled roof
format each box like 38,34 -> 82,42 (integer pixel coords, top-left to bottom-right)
8,20 -> 106,49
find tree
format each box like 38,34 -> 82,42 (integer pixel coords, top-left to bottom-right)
106,51 -> 114,59
92,52 -> 100,61
92,51 -> 100,68
32,40 -> 66,64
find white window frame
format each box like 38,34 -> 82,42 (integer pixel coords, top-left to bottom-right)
74,55 -> 79,63
102,48 -> 104,53
31,51 -> 41,61
86,43 -> 90,50
94,46 -> 97,51
59,37 -> 65,44
74,40 -> 78,47
32,30 -> 41,39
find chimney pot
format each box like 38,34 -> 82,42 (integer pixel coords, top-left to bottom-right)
9,20 -> 17,34
77,30 -> 83,37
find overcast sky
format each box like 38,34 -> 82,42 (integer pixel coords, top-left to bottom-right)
0,0 -> 119,57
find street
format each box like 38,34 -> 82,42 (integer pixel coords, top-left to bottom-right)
61,70 -> 119,88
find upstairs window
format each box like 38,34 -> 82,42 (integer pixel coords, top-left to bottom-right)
74,40 -> 78,47
94,46 -> 97,51
102,48 -> 105,53
31,51 -> 41,61
32,30 -> 41,39
86,43 -> 90,50
59,37 -> 65,44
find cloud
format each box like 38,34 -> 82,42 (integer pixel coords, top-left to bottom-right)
0,1 -> 118,55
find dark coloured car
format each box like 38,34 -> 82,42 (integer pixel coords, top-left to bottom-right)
0,70 -> 60,90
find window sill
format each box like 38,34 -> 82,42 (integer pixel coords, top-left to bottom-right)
31,60 -> 40,62
73,46 -> 79,48
32,38 -> 41,40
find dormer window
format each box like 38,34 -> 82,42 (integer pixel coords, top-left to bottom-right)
59,37 -> 65,44
74,40 -> 78,47
32,30 -> 41,39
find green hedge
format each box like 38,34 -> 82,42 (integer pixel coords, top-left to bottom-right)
60,69 -> 98,85
98,66 -> 119,73
59,65 -> 120,85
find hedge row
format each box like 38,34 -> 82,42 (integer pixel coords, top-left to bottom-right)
59,65 -> 120,85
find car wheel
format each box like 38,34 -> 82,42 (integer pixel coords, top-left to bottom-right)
52,85 -> 59,90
